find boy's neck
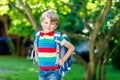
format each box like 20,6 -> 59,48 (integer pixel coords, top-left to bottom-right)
42,31 -> 54,34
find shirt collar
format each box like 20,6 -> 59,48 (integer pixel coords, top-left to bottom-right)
40,31 -> 54,36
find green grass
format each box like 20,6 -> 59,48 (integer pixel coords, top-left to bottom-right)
0,56 -> 38,80
0,56 -> 120,80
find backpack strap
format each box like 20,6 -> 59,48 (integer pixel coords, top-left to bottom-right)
54,31 -> 61,53
34,31 -> 41,47
54,31 -> 61,65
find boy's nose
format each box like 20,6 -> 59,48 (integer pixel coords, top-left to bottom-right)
49,23 -> 52,27
47,24 -> 51,29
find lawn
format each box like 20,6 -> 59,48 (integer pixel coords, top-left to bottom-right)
0,56 -> 120,80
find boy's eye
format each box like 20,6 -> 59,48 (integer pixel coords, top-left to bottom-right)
51,23 -> 54,25
45,22 -> 48,24
51,22 -> 56,25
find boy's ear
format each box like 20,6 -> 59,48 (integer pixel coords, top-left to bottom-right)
55,26 -> 57,29
55,24 -> 58,29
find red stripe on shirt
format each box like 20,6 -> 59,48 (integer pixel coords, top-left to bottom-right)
38,48 -> 56,52
39,65 -> 60,70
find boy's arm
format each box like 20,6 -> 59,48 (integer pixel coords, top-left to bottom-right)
58,41 -> 74,66
34,32 -> 39,64
34,45 -> 38,64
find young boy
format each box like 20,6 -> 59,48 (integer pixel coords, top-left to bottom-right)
34,9 -> 74,80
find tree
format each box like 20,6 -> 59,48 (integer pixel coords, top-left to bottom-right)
61,0 -> 120,80
0,0 -> 120,80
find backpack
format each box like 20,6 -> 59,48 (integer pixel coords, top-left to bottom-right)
31,31 -> 72,76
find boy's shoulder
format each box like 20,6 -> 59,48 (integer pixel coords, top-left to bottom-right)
54,31 -> 67,37
35,31 -> 41,36
54,31 -> 61,37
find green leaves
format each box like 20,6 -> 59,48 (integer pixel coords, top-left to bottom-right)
0,0 -> 9,16
8,8 -> 33,37
0,0 -> 119,44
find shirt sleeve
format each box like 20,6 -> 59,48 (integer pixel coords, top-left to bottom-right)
60,35 -> 67,46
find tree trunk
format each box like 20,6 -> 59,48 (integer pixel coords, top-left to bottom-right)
83,62 -> 96,80
73,53 -> 88,70
2,16 -> 16,55
102,61 -> 106,80
98,59 -> 102,80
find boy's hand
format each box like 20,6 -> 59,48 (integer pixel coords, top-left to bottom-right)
58,58 -> 65,66
35,59 -> 38,64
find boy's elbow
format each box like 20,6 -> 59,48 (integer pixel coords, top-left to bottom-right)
65,42 -> 75,52
72,45 -> 75,52
70,44 -> 74,52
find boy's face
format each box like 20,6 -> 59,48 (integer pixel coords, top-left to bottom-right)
41,17 -> 57,33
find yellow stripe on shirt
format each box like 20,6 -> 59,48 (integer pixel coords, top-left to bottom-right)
38,52 -> 57,57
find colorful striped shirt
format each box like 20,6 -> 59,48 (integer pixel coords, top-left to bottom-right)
36,31 -> 66,70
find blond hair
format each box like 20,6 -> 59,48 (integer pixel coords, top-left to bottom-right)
40,9 -> 59,25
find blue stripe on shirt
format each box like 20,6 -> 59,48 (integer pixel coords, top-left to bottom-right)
38,43 -> 56,48
38,61 -> 56,66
